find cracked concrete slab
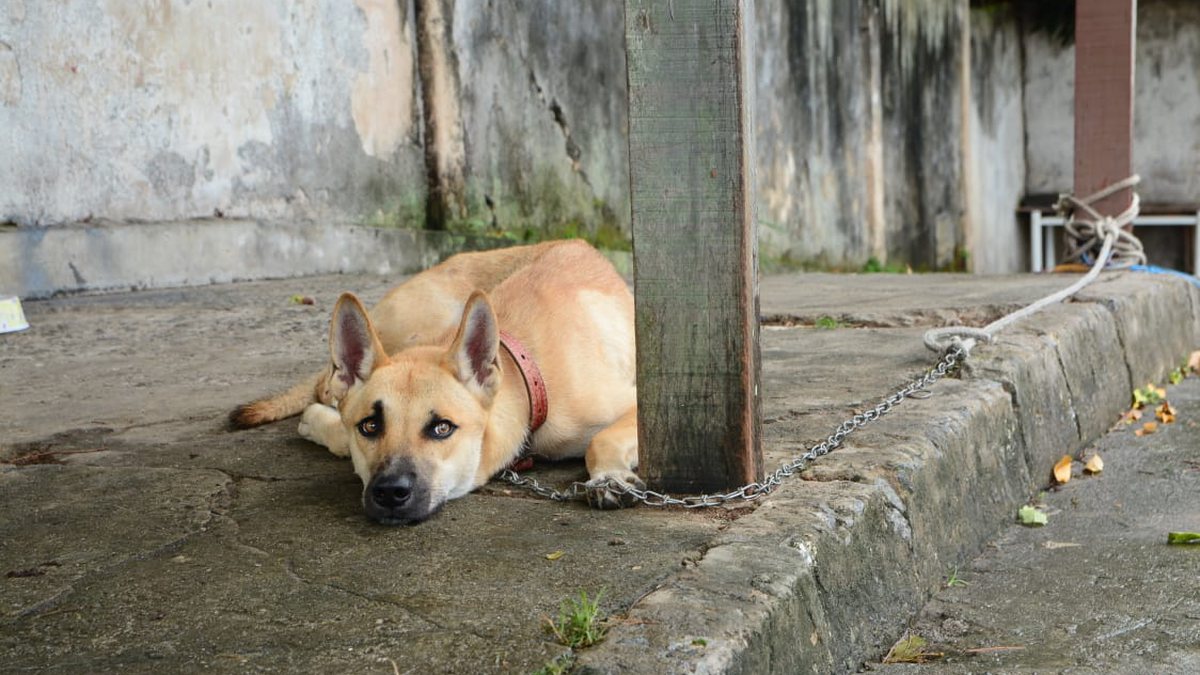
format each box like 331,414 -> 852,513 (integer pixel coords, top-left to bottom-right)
2,465 -> 232,620
2,269 -> 1196,672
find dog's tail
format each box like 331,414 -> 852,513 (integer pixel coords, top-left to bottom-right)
228,372 -> 323,429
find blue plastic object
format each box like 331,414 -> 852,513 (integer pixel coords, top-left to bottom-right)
1074,251 -> 1200,289
1129,264 -> 1200,289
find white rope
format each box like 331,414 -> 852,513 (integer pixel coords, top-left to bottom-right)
1060,175 -> 1146,269
925,176 -> 1142,357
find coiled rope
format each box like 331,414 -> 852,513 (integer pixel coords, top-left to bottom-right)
924,175 -> 1143,357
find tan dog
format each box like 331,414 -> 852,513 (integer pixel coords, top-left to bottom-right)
230,241 -> 643,523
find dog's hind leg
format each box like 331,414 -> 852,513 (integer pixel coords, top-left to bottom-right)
584,406 -> 645,510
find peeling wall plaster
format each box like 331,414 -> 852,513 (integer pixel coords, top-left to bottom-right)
0,0 -> 422,227
351,0 -> 416,158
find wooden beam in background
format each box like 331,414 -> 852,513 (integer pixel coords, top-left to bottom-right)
623,0 -> 763,493
1074,0 -> 1137,224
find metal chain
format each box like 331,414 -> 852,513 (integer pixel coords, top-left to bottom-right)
502,174 -> 1141,508
498,345 -> 966,508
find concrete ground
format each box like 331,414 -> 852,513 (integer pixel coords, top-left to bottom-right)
2,269 -> 1197,673
875,375 -> 1200,674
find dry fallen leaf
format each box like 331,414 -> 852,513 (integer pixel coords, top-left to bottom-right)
1188,350 -> 1200,374
545,551 -> 565,561
1135,422 -> 1159,437
1084,454 -> 1104,474
1053,455 -> 1073,484
1119,408 -> 1143,425
1156,402 -> 1177,424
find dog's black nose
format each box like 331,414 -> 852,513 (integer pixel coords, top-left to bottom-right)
370,472 -> 415,509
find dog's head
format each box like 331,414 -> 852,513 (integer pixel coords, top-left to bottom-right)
327,291 -> 502,525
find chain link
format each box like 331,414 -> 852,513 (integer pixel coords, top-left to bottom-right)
498,345 -> 966,508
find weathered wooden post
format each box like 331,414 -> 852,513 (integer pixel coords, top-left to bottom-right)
1074,0 -> 1136,221
623,0 -> 763,492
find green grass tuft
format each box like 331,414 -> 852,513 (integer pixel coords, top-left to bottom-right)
545,590 -> 606,649
945,566 -> 970,588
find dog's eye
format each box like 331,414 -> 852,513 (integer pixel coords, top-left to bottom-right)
356,416 -> 381,438
426,419 -> 456,440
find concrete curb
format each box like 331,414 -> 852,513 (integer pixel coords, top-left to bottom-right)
575,274 -> 1200,673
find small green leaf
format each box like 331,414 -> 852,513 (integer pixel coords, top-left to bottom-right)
945,566 -> 969,587
691,637 -> 708,647
883,634 -> 942,664
1167,532 -> 1200,545
1018,505 -> 1048,527
1133,383 -> 1166,409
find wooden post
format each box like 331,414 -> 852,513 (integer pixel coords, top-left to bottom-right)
624,0 -> 763,493
1074,0 -> 1136,223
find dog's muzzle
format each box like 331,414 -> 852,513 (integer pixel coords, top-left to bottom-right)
363,459 -> 436,525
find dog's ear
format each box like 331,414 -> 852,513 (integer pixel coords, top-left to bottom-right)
446,291 -> 500,400
328,293 -> 389,399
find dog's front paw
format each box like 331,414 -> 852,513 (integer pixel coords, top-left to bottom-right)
584,471 -> 646,510
299,403 -> 350,457
297,405 -> 321,442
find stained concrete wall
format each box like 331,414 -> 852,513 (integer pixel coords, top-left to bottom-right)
0,0 -> 628,240
3,0 -> 1198,296
448,0 -> 629,240
879,0 -> 969,271
1,0 -> 984,273
754,0 -> 877,267
753,0 -> 974,272
965,5 -> 1026,274
0,0 -> 426,228
760,0 -> 1200,274
1025,0 -> 1200,205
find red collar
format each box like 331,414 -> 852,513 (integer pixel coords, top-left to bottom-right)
499,330 -> 548,434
